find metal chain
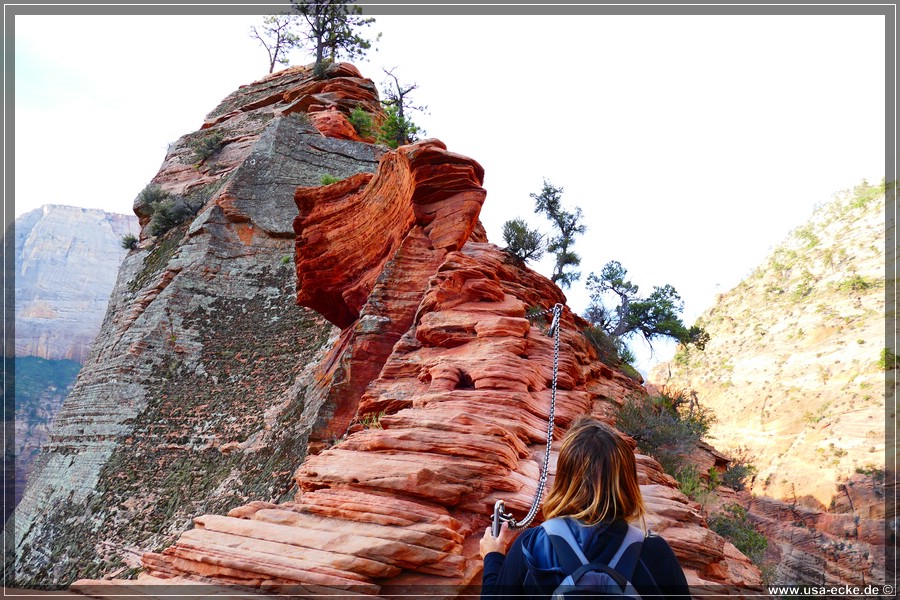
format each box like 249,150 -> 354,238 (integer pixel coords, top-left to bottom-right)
497,302 -> 563,531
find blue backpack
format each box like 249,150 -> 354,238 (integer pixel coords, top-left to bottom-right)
541,518 -> 645,599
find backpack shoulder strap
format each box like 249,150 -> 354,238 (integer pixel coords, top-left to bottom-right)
541,518 -> 588,574
607,524 -> 645,584
542,519 -> 646,580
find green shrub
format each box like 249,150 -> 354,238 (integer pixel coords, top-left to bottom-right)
121,233 -> 138,250
581,325 -> 640,375
348,106 -> 374,138
502,218 -> 544,263
616,387 -> 714,476
854,465 -> 885,483
708,504 -> 767,565
148,195 -> 194,237
790,270 -> 816,302
707,466 -> 722,488
676,465 -> 703,499
582,326 -> 621,367
137,181 -> 214,238
673,347 -> 689,365
794,224 -> 820,248
376,104 -> 423,149
313,58 -> 333,78
137,183 -> 168,207
189,130 -> 225,163
878,348 -> 897,370
722,447 -> 758,491
837,274 -> 880,293
850,179 -> 885,209
288,111 -> 310,125
359,411 -> 385,430
320,174 -> 341,185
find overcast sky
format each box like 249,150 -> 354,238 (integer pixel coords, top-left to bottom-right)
12,8 -> 887,374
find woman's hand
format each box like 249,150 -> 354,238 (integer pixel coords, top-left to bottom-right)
480,521 -> 515,557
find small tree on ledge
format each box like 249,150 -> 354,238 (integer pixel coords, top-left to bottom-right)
502,218 -> 544,263
584,260 -> 710,351
531,179 -> 586,289
377,67 -> 426,148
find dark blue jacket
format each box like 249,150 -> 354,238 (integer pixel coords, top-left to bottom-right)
481,519 -> 692,599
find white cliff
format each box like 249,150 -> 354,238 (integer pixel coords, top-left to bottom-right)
14,205 -> 139,362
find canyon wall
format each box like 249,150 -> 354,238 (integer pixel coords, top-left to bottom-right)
13,205 -> 139,362
652,182 -> 889,586
10,206 -> 138,515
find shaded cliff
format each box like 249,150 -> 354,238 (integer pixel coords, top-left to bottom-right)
8,356 -> 80,517
651,181 -> 888,587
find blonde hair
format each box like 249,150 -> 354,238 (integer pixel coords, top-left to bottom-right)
542,417 -> 645,526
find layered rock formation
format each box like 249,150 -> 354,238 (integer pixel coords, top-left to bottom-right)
652,182 -> 889,586
74,139 -> 763,596
13,205 -> 139,362
9,63 -> 382,587
12,63 -> 765,595
744,473 -> 885,587
10,206 -> 138,519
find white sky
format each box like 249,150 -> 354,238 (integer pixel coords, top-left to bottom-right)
11,10 -> 887,374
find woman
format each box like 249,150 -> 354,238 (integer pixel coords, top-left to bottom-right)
480,417 -> 691,599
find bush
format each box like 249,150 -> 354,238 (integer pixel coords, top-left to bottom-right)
707,466 -> 722,489
313,58 -> 334,79
676,465 -> 703,499
189,130 -> 225,163
348,106 -> 374,138
320,174 -> 341,185
376,104 -> 422,148
502,218 -> 544,262
149,197 -> 194,237
137,181 -> 213,238
616,387 -> 714,476
722,447 -> 758,491
878,348 -> 897,370
838,274 -> 880,292
850,179 -> 886,209
121,233 -> 138,250
708,504 -> 767,565
582,326 -> 621,366
581,327 -> 642,382
288,111 -> 310,125
138,184 -> 168,206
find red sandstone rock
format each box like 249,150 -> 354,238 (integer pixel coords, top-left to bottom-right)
743,477 -> 887,587
130,137 -> 761,594
309,107 -> 362,141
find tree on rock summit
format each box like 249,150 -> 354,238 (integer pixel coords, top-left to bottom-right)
250,13 -> 304,73
290,0 -> 379,76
